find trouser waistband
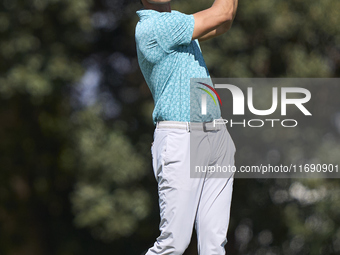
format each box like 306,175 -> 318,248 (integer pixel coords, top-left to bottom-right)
156,120 -> 225,132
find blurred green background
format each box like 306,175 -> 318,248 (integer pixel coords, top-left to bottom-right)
0,0 -> 340,254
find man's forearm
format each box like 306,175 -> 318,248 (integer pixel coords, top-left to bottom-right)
197,0 -> 238,42
192,0 -> 238,40
222,0 -> 238,29
210,0 -> 237,20
232,0 -> 238,19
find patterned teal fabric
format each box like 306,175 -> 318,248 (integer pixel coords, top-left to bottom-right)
135,9 -> 221,125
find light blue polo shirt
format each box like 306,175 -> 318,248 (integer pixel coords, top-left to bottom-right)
135,9 -> 221,125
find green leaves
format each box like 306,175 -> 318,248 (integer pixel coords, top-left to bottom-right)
69,106 -> 150,240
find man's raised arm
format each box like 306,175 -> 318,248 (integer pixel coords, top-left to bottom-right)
193,0 -> 238,41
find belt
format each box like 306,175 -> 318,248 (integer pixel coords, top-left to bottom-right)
156,120 -> 225,132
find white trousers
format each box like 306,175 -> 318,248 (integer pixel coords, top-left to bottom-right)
146,121 -> 236,255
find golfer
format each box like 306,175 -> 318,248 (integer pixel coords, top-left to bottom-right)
136,0 -> 238,254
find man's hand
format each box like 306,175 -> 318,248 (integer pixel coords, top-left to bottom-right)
193,0 -> 239,41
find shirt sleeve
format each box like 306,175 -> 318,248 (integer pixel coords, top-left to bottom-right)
153,11 -> 195,52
